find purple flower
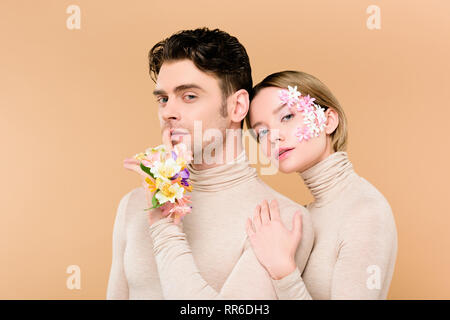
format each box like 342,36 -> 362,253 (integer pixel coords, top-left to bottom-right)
179,168 -> 190,179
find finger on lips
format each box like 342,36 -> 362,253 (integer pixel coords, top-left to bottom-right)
162,127 -> 174,151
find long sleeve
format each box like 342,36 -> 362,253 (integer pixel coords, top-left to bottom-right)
270,267 -> 312,299
330,201 -> 397,299
148,217 -> 277,300
271,200 -> 397,300
106,192 -> 131,299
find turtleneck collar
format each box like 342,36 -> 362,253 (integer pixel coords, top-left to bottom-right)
187,150 -> 258,192
300,151 -> 357,207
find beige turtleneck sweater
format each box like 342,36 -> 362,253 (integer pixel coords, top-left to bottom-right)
106,150 -> 315,299
271,151 -> 398,299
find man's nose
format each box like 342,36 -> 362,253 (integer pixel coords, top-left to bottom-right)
160,99 -> 181,122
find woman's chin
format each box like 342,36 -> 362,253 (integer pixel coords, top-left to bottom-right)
276,159 -> 299,174
274,152 -> 311,174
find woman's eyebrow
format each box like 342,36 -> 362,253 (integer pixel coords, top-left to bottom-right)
252,103 -> 287,128
273,103 -> 287,114
252,121 -> 263,128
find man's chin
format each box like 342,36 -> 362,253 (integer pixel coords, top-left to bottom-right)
171,138 -> 194,152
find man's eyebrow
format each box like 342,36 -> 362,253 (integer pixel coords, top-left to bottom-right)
152,84 -> 205,96
153,89 -> 166,96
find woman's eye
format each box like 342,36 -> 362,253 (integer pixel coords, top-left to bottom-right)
257,129 -> 268,142
281,113 -> 294,122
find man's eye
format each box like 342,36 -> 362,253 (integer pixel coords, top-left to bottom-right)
157,97 -> 168,104
183,94 -> 197,102
281,113 -> 294,122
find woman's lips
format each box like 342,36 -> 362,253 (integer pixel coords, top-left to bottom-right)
277,148 -> 295,161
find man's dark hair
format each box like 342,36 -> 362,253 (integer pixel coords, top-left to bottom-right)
148,27 -> 252,127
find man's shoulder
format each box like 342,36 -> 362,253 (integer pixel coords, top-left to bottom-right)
116,186 -> 145,219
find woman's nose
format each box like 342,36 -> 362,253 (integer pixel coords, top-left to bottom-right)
269,129 -> 284,144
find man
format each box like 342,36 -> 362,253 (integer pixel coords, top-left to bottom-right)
106,27 -> 314,299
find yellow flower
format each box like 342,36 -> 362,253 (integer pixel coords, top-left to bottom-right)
145,177 -> 167,193
134,152 -> 147,161
155,182 -> 184,204
145,177 -> 157,192
176,157 -> 187,168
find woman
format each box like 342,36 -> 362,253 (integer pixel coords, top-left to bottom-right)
245,70 -> 398,299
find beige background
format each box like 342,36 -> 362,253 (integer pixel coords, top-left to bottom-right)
1,0 -> 449,299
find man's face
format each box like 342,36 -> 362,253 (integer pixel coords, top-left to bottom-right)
153,59 -> 229,158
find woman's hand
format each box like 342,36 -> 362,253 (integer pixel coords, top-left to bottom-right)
245,199 -> 303,280
122,127 -> 174,226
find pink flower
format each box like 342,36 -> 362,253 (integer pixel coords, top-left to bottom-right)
169,205 -> 192,224
298,95 -> 316,112
160,195 -> 192,224
279,89 -> 290,105
279,86 -> 301,109
295,126 -> 313,142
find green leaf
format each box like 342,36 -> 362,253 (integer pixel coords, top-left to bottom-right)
140,162 -> 155,179
151,193 -> 163,208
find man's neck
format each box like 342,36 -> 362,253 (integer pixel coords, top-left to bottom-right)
190,136 -> 244,171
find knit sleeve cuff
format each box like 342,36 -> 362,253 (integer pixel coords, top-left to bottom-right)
270,267 -> 312,300
271,267 -> 302,290
148,216 -> 174,232
148,216 -> 186,255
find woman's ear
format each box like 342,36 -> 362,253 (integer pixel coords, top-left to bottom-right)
229,89 -> 250,124
324,108 -> 339,134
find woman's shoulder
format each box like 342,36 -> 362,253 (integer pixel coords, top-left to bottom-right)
352,176 -> 392,212
340,176 -> 396,233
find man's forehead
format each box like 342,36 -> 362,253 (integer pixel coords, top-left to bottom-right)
155,61 -> 219,93
155,77 -> 220,93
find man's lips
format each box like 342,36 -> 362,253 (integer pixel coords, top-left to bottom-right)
170,129 -> 190,141
276,147 -> 295,160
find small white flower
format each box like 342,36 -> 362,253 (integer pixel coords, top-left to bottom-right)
155,182 -> 185,204
150,158 -> 181,180
287,86 -> 301,100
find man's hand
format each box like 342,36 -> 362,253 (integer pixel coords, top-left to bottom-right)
123,127 -> 174,226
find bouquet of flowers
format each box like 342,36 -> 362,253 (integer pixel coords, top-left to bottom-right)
133,143 -> 193,224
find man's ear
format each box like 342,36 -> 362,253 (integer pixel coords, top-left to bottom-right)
228,89 -> 249,124
324,108 -> 339,134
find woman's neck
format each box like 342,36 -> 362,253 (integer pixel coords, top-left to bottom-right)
298,151 -> 357,207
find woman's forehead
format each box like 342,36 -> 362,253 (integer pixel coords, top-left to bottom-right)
250,87 -> 285,126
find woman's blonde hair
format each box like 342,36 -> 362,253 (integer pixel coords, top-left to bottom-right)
246,70 -> 348,152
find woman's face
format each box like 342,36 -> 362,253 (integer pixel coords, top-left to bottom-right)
249,87 -> 330,173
